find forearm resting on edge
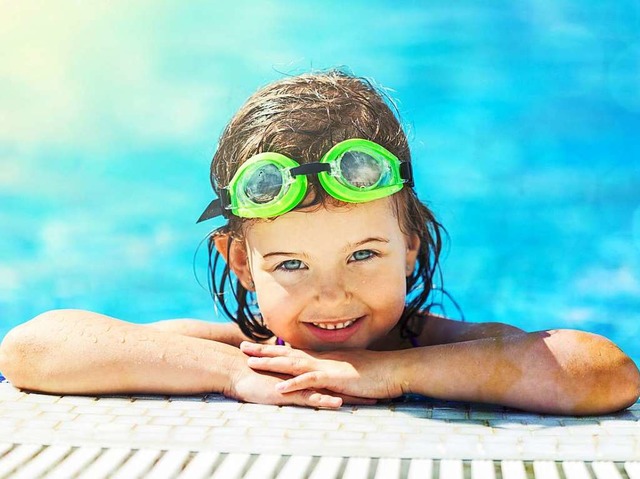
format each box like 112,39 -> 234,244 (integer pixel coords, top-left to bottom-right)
399,329 -> 640,415
0,309 -> 244,396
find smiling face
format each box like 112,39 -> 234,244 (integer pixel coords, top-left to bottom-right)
225,198 -> 420,350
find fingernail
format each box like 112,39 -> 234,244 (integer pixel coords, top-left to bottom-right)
275,382 -> 287,392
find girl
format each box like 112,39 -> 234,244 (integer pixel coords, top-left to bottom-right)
0,70 -> 638,415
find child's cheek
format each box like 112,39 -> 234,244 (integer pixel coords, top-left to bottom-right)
254,284 -> 302,330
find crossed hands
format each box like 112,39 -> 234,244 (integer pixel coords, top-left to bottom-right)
224,341 -> 408,409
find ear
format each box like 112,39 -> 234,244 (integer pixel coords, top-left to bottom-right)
405,233 -> 420,276
213,234 -> 254,290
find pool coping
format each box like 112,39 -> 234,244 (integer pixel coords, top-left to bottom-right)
1,380 -> 639,464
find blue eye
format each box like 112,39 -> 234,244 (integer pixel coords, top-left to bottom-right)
278,259 -> 305,271
351,250 -> 375,261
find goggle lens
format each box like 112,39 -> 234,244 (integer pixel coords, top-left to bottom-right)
338,151 -> 389,189
243,163 -> 284,204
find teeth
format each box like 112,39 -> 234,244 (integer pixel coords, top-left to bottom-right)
312,319 -> 356,330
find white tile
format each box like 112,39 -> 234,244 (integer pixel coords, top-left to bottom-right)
47,446 -> 102,479
146,407 -> 186,417
243,454 -> 282,479
72,413 -> 116,424
247,427 -> 287,438
407,459 -> 433,479
75,447 -> 132,479
285,429 -> 327,440
2,409 -> 39,420
145,449 -> 191,479
624,462 -> 640,479
309,456 -> 343,479
113,415 -> 153,425
0,418 -> 19,432
57,395 -> 99,405
185,409 -> 223,419
0,401 -> 37,411
597,439 -> 636,459
592,461 -> 624,479
0,443 -> 43,478
325,431 -> 365,441
532,461 -> 561,479
37,403 -> 76,413
134,424 -> 174,435
111,449 -> 162,479
342,457 -> 371,479
276,455 -> 313,479
439,459 -> 463,479
375,458 -> 402,479
38,412 -> 78,421
210,453 -> 251,479
471,460 -> 495,479
171,428 -> 210,442
500,460 -> 527,479
10,445 -> 71,479
0,444 -> 13,456
93,422 -> 134,433
21,393 -> 61,403
177,451 -> 219,479
562,461 -> 591,479
149,416 -> 188,426
365,432 -> 403,443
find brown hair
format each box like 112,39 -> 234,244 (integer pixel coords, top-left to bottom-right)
206,69 -> 446,341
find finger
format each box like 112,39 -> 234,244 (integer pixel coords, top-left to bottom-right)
275,371 -> 326,393
293,389 -> 343,409
240,341 -> 301,358
247,356 -> 311,375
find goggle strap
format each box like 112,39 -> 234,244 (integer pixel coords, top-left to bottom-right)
196,198 -> 226,223
290,163 -> 331,177
400,161 -> 414,187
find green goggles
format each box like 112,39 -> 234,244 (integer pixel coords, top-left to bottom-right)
197,138 -> 413,221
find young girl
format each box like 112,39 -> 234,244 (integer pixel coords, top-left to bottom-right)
1,70 -> 638,415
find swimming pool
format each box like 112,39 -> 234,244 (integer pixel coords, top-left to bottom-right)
1,2 -> 639,364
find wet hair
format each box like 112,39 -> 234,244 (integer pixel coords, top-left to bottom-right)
206,69 -> 448,342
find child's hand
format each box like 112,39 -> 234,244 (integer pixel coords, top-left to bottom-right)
240,341 -> 406,400
225,355 -> 376,408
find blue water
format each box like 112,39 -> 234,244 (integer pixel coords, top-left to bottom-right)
1,2 -> 639,364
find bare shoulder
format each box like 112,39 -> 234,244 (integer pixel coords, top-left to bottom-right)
419,314 -> 526,346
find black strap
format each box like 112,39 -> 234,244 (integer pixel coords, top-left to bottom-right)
196,198 -> 226,223
290,162 -> 331,177
400,161 -> 414,187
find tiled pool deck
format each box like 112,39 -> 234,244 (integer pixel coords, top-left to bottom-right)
0,378 -> 639,478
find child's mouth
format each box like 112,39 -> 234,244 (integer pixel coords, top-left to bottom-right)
305,316 -> 363,342
311,319 -> 357,330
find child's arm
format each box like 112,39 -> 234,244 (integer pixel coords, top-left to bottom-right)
243,327 -> 640,415
144,319 -> 250,347
0,309 -> 347,408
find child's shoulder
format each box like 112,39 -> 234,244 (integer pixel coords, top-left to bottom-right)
418,314 -> 525,346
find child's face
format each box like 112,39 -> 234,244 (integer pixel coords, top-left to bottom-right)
231,198 -> 420,350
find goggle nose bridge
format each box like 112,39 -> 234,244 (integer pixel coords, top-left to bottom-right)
290,163 -> 332,177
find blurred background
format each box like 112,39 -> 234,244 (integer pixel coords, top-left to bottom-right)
1,1 -> 639,363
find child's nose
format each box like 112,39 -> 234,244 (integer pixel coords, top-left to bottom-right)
313,272 -> 352,305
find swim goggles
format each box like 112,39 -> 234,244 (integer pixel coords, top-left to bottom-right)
197,138 -> 413,221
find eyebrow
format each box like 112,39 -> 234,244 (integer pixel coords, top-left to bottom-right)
261,237 -> 390,259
